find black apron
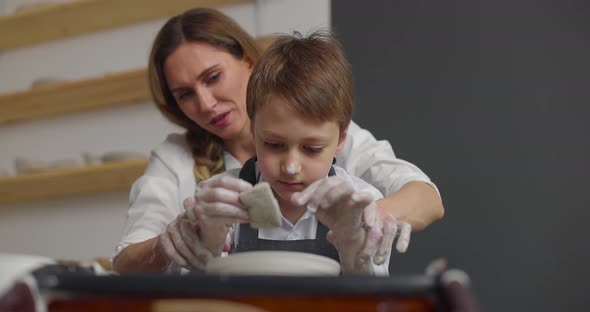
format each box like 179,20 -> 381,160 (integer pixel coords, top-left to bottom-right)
231,157 -> 340,262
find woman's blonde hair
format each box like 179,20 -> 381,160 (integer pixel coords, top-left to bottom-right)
148,8 -> 261,180
246,31 -> 353,134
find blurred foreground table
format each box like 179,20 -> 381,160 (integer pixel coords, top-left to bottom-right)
1,264 -> 478,312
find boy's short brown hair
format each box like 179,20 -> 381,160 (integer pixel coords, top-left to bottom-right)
246,30 -> 353,134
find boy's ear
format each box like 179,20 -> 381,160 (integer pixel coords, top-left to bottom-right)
335,127 -> 348,154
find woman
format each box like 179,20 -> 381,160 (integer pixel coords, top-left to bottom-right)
112,8 -> 444,272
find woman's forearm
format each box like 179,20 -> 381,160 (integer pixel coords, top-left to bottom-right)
112,236 -> 168,272
376,181 -> 444,231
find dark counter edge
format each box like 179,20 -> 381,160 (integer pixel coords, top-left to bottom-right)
32,265 -> 438,297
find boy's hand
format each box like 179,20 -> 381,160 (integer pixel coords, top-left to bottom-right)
185,175 -> 253,225
160,175 -> 252,271
292,176 -> 412,272
291,177 -> 368,232
291,176 -> 378,273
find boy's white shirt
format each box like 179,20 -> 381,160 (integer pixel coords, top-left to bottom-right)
113,121 -> 437,273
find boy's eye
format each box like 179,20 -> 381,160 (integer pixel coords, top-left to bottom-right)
264,142 -> 283,149
305,146 -> 324,153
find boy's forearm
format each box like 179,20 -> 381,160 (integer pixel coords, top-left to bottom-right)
377,181 -> 444,231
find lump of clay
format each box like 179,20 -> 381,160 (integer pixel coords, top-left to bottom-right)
239,182 -> 281,228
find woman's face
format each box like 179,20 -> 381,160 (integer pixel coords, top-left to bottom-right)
164,41 -> 253,142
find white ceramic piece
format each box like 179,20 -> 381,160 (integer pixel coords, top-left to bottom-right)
206,251 -> 340,276
13,0 -> 76,15
31,77 -> 67,88
0,253 -> 55,296
14,157 -> 83,175
14,157 -> 50,174
82,152 -> 102,166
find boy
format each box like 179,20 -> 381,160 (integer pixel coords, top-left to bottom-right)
183,31 -> 391,275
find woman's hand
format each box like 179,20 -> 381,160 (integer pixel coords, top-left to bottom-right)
377,206 -> 412,255
157,212 -> 215,271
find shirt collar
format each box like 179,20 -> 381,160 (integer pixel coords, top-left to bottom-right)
223,151 -> 242,170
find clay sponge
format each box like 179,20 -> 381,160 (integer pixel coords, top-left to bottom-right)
239,182 -> 282,228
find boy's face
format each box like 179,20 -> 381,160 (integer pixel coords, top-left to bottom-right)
252,97 -> 347,204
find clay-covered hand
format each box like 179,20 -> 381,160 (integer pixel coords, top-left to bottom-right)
326,200 -> 412,268
156,212 -> 216,271
158,175 -> 252,271
185,174 -> 253,225
375,206 -> 412,258
185,175 -> 252,257
291,176 -> 379,273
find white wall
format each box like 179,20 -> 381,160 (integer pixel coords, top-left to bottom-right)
0,0 -> 330,260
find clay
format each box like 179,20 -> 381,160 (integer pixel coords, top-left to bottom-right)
239,182 -> 281,228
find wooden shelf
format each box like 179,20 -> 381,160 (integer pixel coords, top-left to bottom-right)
0,0 -> 249,51
0,36 -> 276,125
0,68 -> 149,125
0,159 -> 148,204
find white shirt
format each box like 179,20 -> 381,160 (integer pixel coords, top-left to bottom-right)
113,121 -> 438,270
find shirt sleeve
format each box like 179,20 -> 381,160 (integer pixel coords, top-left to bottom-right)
337,120 -> 440,198
112,133 -> 194,261
112,155 -> 183,259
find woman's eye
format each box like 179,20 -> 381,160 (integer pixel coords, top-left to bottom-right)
177,91 -> 193,101
207,72 -> 221,84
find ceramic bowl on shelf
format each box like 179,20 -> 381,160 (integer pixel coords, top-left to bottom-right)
31,76 -> 67,88
82,152 -> 102,166
14,157 -> 82,175
205,251 -> 341,276
100,151 -> 146,163
13,0 -> 76,15
14,157 -> 49,174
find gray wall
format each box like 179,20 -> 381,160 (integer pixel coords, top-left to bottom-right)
333,1 -> 589,311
